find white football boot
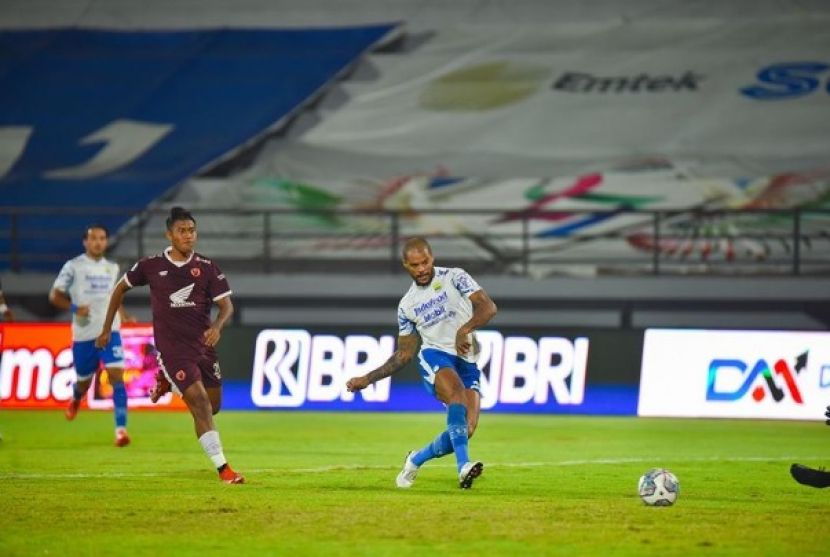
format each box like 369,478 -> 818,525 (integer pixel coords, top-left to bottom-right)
458,461 -> 484,489
396,451 -> 420,488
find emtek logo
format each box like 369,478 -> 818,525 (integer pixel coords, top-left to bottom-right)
706,352 -> 807,403
740,62 -> 830,100
553,71 -> 703,93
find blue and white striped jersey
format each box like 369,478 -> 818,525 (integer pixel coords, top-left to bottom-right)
397,266 -> 482,363
52,254 -> 122,342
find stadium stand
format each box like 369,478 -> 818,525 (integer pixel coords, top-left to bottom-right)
3,0 -> 830,328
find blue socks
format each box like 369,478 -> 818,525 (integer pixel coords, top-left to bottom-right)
112,381 -> 128,429
408,404 -> 472,471
412,430 -> 454,466
72,384 -> 84,403
446,403 -> 470,472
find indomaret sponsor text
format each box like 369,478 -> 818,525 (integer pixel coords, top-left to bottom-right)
0,323 -> 185,410
0,326 -> 76,405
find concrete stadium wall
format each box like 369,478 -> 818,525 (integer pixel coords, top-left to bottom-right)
4,272 -> 829,330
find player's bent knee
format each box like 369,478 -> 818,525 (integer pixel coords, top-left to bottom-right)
209,394 -> 222,415
106,368 -> 125,383
206,388 -> 222,415
450,393 -> 467,406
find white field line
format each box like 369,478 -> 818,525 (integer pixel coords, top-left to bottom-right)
290,455 -> 828,473
0,455 -> 826,480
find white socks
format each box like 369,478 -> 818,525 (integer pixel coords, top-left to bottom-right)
198,430 -> 227,469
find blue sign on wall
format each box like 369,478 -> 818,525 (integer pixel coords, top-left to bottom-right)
0,26 -> 396,270
223,380 -> 638,415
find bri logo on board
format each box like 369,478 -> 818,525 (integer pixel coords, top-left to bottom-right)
250,329 -> 590,409
706,352 -> 807,403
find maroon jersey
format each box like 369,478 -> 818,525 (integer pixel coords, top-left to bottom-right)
124,249 -> 231,360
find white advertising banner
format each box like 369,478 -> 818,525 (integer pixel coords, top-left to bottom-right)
294,20 -> 830,177
639,329 -> 830,420
152,18 -> 830,275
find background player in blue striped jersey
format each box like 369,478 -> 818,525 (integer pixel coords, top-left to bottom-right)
0,276 -> 13,441
347,237 -> 497,489
0,276 -> 14,322
50,225 -> 135,447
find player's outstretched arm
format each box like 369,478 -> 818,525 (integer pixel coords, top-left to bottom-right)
0,292 -> 13,322
204,296 -> 233,347
466,289 -> 497,330
346,334 -> 418,392
49,288 -> 90,317
456,289 -> 498,356
95,279 -> 132,348
118,304 -> 137,324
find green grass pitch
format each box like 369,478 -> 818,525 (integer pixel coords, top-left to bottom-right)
1,409 -> 829,556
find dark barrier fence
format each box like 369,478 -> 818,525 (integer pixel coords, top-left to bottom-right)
3,206 -> 829,276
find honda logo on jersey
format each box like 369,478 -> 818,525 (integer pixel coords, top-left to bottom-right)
169,283 -> 196,308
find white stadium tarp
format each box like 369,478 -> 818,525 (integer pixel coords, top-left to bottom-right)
143,18 -> 830,275
289,20 -> 830,178
3,0 -> 827,30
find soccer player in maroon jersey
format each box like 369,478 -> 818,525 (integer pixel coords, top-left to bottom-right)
96,207 -> 244,484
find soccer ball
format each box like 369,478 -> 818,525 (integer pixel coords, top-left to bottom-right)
638,468 -> 679,506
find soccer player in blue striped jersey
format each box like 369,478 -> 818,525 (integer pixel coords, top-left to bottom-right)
50,225 -> 135,447
347,237 -> 497,489
0,276 -> 12,441
0,276 -> 14,322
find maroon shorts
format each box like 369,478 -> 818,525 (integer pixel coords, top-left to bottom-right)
158,346 -> 223,395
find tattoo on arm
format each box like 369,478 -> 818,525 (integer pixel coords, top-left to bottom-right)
366,334 -> 418,384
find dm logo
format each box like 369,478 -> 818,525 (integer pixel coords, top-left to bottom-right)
706,352 -> 806,403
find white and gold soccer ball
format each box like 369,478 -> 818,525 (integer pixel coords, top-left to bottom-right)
638,468 -> 680,506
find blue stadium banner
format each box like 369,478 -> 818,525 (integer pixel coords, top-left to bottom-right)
0,26 -> 397,270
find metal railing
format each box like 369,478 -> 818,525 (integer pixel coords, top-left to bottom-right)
2,206 -> 829,276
